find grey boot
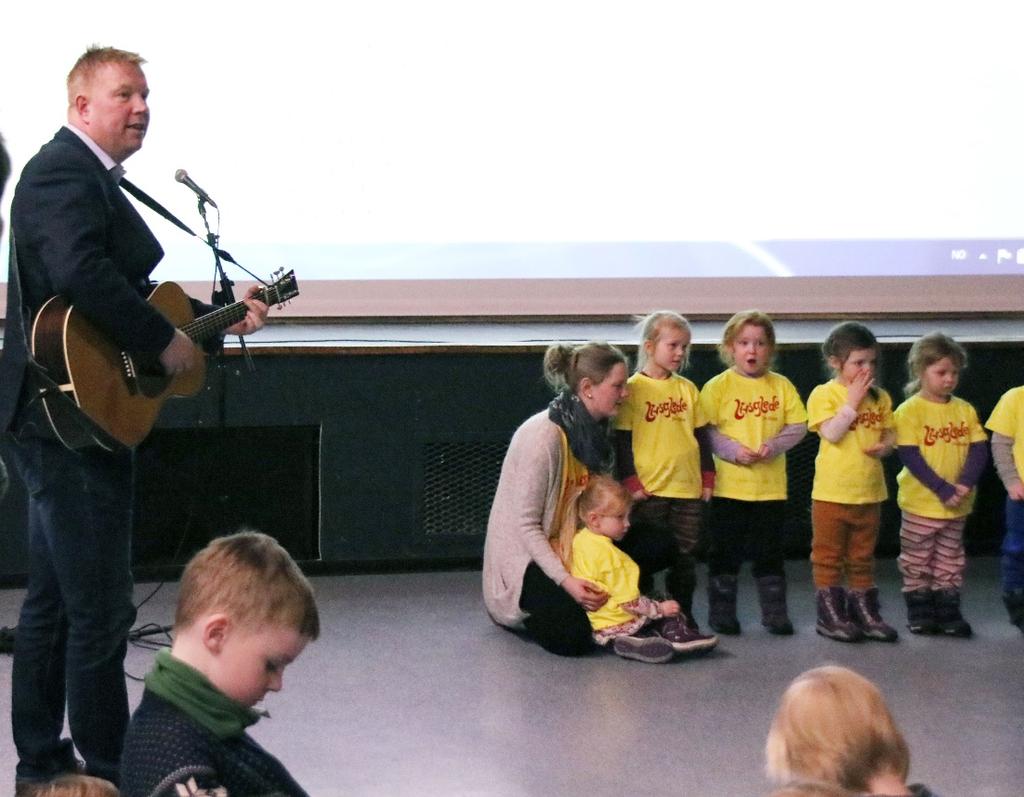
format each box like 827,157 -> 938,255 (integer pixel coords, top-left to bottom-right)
756,575 -> 794,635
1003,588 -> 1024,633
815,586 -> 862,642
933,588 -> 972,637
847,587 -> 899,642
904,588 -> 937,635
707,574 -> 741,635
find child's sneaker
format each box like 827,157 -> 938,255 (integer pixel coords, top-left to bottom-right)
612,634 -> 676,664
655,614 -> 719,653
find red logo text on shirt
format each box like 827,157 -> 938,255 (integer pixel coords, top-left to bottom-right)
922,421 -> 970,446
851,409 -> 885,430
734,395 -> 780,420
645,397 -> 689,422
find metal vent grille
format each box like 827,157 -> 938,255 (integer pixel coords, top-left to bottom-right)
421,442 -> 509,536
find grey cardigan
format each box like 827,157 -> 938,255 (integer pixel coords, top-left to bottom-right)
482,411 -> 574,627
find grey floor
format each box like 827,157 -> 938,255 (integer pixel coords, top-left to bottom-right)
1,557 -> 1021,797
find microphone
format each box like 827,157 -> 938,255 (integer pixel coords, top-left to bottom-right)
174,169 -> 218,208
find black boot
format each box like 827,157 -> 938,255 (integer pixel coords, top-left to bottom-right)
815,586 -> 861,642
847,587 -> 899,642
707,574 -> 740,635
933,588 -> 973,637
903,588 -> 937,635
756,575 -> 794,635
1003,588 -> 1024,633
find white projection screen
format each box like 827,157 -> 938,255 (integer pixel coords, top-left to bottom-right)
2,1 -> 1022,319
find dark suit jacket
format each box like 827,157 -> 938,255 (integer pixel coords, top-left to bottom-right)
0,127 -> 177,434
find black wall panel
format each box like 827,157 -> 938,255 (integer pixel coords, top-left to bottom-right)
0,341 -> 1020,580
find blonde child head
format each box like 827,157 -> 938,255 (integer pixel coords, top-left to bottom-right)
765,666 -> 910,792
577,475 -> 633,529
176,530 -> 319,639
769,782 -> 852,797
635,310 -> 692,374
553,475 -> 633,566
904,332 -> 966,398
38,774 -> 119,797
718,309 -> 776,367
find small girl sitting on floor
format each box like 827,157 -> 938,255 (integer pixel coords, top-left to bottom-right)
563,475 -> 718,663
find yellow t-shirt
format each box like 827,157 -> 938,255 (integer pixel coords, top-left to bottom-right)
894,394 -> 987,519
807,380 -> 894,504
699,369 -> 807,501
613,372 -> 707,498
550,430 -> 591,562
570,527 -> 642,631
985,385 -> 1024,474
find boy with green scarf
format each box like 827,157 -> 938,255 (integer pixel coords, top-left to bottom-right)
120,531 -> 320,797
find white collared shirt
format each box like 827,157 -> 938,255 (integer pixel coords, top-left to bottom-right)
64,123 -> 125,182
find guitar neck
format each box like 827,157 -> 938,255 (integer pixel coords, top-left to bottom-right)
180,276 -> 294,343
182,298 -> 253,343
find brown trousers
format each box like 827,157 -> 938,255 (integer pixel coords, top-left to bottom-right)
810,500 -> 881,589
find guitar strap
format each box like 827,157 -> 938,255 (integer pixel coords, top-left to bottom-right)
8,234 -> 119,451
120,179 -> 253,275
120,178 -> 202,240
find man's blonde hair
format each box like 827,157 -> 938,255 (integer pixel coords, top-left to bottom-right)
176,530 -> 320,639
67,45 -> 146,105
765,666 -> 909,792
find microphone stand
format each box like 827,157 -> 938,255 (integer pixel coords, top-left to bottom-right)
197,198 -> 255,373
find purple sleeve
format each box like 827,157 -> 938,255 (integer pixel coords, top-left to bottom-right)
762,423 -> 808,459
956,441 -> 989,489
898,446 -> 956,502
706,425 -> 741,463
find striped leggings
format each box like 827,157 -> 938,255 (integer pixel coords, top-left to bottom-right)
898,511 -> 967,591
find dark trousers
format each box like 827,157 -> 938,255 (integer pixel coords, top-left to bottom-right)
8,435 -> 136,784
518,562 -> 593,657
708,497 -> 786,579
625,496 -> 703,611
614,510 -> 678,596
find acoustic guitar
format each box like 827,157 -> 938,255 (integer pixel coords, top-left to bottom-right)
30,270 -> 298,451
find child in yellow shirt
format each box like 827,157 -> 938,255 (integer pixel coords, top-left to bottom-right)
614,311 -> 714,633
894,333 -> 988,637
807,322 -> 897,643
984,384 -> 1024,632
699,310 -> 807,635
568,476 -> 717,662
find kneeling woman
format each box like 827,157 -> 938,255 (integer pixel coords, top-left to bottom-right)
483,341 -> 630,656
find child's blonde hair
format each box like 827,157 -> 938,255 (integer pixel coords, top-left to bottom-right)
176,530 -> 320,639
904,331 -> 967,397
635,310 -> 692,373
765,666 -> 910,792
718,309 -> 776,366
769,782 -> 853,797
551,475 -> 633,566
543,341 -> 627,394
39,774 -> 119,797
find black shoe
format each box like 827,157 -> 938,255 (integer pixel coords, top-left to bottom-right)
757,575 -> 794,635
933,588 -> 972,637
707,574 -> 741,635
903,588 -> 938,635
1003,588 -> 1024,633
